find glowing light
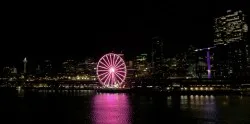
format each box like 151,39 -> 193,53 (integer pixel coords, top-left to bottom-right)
91,94 -> 131,124
97,53 -> 127,88
207,50 -> 211,79
109,67 -> 115,73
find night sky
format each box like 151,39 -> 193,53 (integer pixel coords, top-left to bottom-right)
1,0 -> 249,69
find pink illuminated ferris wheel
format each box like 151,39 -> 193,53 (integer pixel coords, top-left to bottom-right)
96,53 -> 127,87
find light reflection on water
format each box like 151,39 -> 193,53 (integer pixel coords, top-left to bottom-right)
180,95 -> 218,122
91,93 -> 132,124
13,90 -> 250,124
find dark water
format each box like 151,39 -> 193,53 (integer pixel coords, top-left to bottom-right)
0,89 -> 250,124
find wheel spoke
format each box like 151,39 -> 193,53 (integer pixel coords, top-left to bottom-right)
114,73 -> 123,83
115,58 -> 123,68
103,73 -> 111,86
97,69 -> 108,72
105,55 -> 111,67
98,71 -> 109,76
99,61 -> 109,68
98,65 -> 108,70
102,57 -> 110,68
112,54 -> 115,66
116,63 -> 125,69
116,72 -> 125,80
109,54 -> 113,66
114,55 -> 119,67
99,72 -> 109,81
116,70 -> 126,73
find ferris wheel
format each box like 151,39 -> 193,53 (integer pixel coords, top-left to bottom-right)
96,53 -> 127,88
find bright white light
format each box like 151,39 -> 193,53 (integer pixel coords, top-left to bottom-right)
109,67 -> 115,73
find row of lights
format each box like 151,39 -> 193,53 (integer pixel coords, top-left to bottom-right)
68,76 -> 96,81
166,87 -> 214,91
189,87 -> 214,91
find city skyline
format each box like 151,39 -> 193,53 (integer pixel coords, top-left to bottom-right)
0,2 -> 250,124
1,1 -> 249,67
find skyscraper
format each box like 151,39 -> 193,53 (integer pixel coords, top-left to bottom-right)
213,10 -> 248,78
135,53 -> 149,77
214,10 -> 247,45
23,57 -> 27,74
62,59 -> 76,75
36,65 -> 41,75
43,60 -> 52,76
151,36 -> 164,76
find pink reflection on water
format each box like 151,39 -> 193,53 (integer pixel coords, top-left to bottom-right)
91,93 -> 132,124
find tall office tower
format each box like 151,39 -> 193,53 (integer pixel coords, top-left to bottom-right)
43,60 -> 52,76
62,59 -> 76,75
151,36 -> 164,76
84,57 -> 96,75
36,65 -> 41,75
135,54 -> 149,77
23,57 -> 27,74
213,10 -> 248,78
186,46 -> 197,78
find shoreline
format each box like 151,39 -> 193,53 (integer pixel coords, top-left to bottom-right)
0,87 -> 249,96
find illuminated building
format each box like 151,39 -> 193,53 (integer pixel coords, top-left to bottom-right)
174,53 -> 188,77
135,54 -> 149,77
194,47 -> 215,78
186,46 -> 197,78
83,58 -> 96,75
11,67 -> 17,74
76,61 -> 85,74
43,60 -> 52,76
126,60 -> 136,79
1,66 -> 17,78
36,65 -> 41,75
151,36 -> 164,76
165,58 -> 176,77
2,66 -> 11,77
62,59 -> 76,75
213,10 -> 248,78
214,10 -> 247,45
23,57 -> 27,74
